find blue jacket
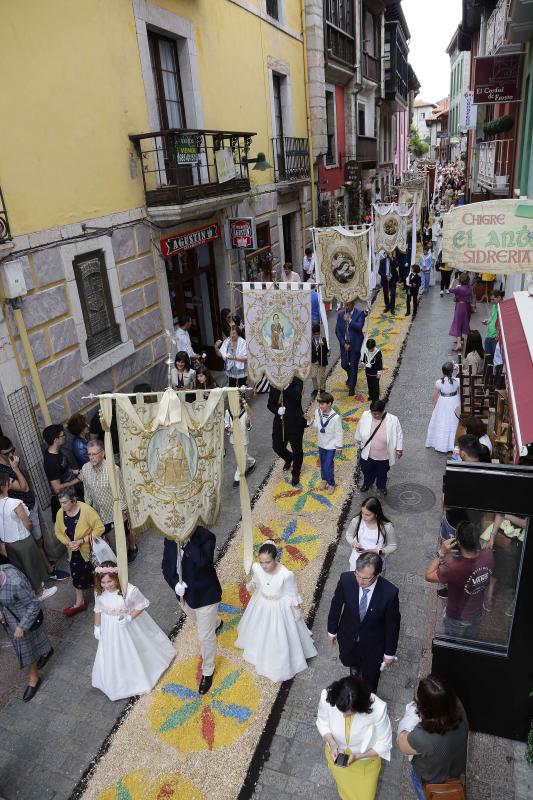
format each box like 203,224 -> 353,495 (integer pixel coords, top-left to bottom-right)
328,572 -> 400,668
378,255 -> 399,284
335,308 -> 365,355
162,526 -> 222,609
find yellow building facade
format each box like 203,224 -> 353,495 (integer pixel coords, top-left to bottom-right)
0,0 -> 312,512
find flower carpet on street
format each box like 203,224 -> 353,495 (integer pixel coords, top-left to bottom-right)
83,287 -> 412,800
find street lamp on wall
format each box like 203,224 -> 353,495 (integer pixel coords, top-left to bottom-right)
243,152 -> 272,171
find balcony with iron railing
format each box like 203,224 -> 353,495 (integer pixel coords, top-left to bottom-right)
362,51 -> 380,82
0,186 -> 11,245
477,139 -> 513,192
129,129 -> 256,214
272,137 -> 310,183
486,0 -> 511,54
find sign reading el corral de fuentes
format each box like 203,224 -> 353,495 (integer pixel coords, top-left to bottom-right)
160,224 -> 221,257
473,54 -> 521,104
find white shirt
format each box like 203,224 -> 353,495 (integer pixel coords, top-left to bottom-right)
280,270 -> 301,283
0,497 -> 30,543
316,690 -> 392,760
174,326 -> 195,358
479,434 -> 493,454
220,336 -> 247,377
310,409 -> 343,450
355,410 -> 404,466
303,254 -> 316,276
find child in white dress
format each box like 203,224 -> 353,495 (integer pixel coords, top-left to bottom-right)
235,541 -> 317,682
92,562 -> 175,701
425,361 -> 461,453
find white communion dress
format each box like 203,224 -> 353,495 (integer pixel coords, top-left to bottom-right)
425,377 -> 461,453
92,584 -> 175,701
235,563 -> 317,682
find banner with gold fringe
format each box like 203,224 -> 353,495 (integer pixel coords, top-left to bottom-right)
313,225 -> 371,303
242,283 -> 312,391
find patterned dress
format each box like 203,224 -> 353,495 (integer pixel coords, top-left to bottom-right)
0,564 -> 51,668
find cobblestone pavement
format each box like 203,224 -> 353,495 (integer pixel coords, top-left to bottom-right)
250,288 -> 532,800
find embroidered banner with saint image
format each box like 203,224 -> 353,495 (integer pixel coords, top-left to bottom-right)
373,203 -> 413,255
242,283 -> 312,390
313,225 -> 370,303
115,389 -> 227,541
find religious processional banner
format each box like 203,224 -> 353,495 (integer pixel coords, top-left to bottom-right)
313,225 -> 371,303
398,187 -> 424,231
242,282 -> 312,390
373,203 -> 414,255
442,199 -> 533,275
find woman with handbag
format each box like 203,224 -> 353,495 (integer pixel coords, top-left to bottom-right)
354,400 -> 403,497
54,487 -> 105,617
345,496 -> 397,571
397,675 -> 468,800
316,674 -> 392,799
0,563 -> 54,701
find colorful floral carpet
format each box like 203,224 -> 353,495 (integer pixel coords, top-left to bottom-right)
80,288 -> 412,800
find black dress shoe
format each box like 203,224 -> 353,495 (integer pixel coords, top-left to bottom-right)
215,620 -> 223,635
359,484 -> 371,492
348,389 -> 355,396
23,678 -> 41,702
36,648 -> 54,670
245,462 -> 256,476
291,475 -> 300,487
282,459 -> 293,472
198,674 -> 213,695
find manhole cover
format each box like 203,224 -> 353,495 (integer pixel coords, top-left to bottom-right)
384,482 -> 436,513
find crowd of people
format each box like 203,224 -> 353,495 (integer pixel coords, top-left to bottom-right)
0,171 -> 513,800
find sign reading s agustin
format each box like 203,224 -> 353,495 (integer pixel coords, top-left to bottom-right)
442,200 -> 533,274
160,224 -> 221,257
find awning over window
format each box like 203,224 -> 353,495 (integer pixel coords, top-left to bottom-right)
498,295 -> 533,460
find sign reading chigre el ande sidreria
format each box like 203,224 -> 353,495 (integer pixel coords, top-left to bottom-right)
442,200 -> 533,274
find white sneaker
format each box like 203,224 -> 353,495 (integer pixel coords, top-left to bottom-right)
39,586 -> 57,602
440,291 -> 444,296
445,289 -> 450,294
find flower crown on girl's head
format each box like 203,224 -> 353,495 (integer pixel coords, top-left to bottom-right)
95,566 -> 119,574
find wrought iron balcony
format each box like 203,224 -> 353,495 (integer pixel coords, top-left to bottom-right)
0,186 -> 11,244
357,136 -> 378,163
129,129 -> 256,209
363,51 -> 380,83
272,137 -> 310,182
477,139 -> 513,192
486,0 -> 511,54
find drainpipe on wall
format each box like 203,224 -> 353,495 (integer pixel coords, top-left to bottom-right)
12,303 -> 52,426
300,0 -> 317,226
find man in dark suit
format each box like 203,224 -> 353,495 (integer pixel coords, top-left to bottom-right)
334,302 -> 366,396
327,552 -> 401,692
267,377 -> 306,486
378,250 -> 399,315
162,525 -> 222,694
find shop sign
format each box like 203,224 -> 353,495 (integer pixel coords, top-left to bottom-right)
174,133 -> 199,164
473,55 -> 521,104
215,148 -> 238,183
160,224 -> 221,257
227,217 -> 257,249
442,199 -> 533,274
344,160 -> 360,183
459,90 -> 478,130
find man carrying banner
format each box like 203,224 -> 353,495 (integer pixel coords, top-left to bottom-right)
335,302 -> 366,396
267,378 -> 306,486
162,526 -> 222,694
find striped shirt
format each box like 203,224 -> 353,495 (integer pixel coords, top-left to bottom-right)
80,461 -> 127,525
